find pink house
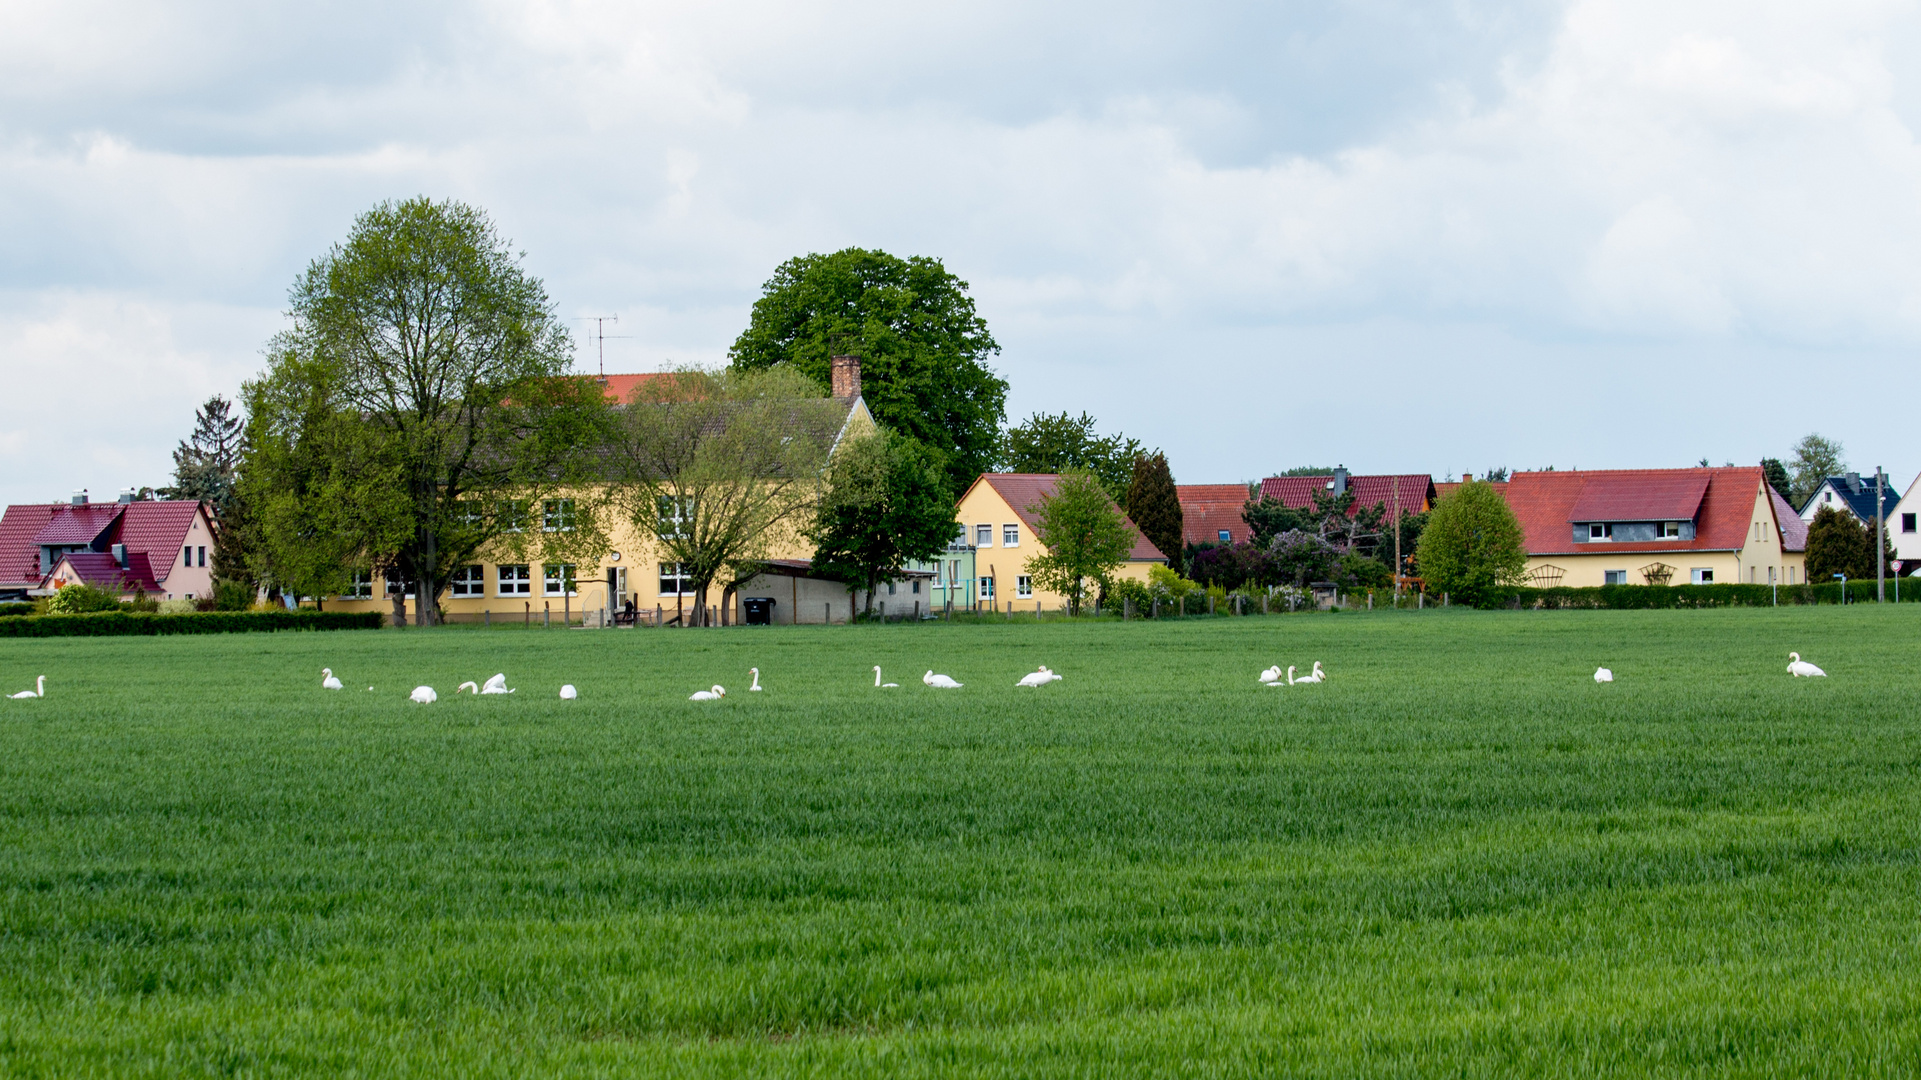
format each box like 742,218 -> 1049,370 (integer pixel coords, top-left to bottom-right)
0,490 -> 217,602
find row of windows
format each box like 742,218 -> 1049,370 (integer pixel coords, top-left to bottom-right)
181,545 -> 206,568
451,499 -> 578,533
1586,522 -> 1684,540
965,523 -> 1022,548
972,575 -> 1034,600
1598,567 -> 1801,586
340,563 -> 707,600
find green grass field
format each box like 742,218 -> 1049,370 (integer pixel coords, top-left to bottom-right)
1,607 -> 1918,1077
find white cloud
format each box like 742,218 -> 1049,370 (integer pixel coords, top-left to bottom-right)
3,0 -> 1921,502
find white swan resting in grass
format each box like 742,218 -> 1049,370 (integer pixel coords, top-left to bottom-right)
749,668 -> 762,691
1594,667 -> 1614,683
481,673 -> 514,694
1788,652 -> 1827,678
9,676 -> 44,699
690,685 -> 726,701
924,671 -> 963,689
874,666 -> 899,688
559,684 -> 577,700
1017,666 -> 1061,687
457,681 -> 480,694
410,685 -> 438,704
321,668 -> 344,690
1291,662 -> 1325,685
1258,665 -> 1282,684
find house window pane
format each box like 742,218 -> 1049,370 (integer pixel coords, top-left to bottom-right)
1016,575 -> 1032,598
1904,513 -> 1916,534
976,524 -> 993,547
450,565 -> 485,597
499,501 -> 528,533
498,565 -> 531,595
979,576 -> 995,599
1691,567 -> 1714,584
542,498 -> 576,532
343,569 -> 374,599
1218,530 -> 1231,543
1603,570 -> 1627,585
543,564 -> 577,596
659,563 -> 693,596
1003,524 -> 1019,547
1661,522 -> 1680,538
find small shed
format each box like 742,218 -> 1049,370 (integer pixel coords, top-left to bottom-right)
731,560 -> 936,624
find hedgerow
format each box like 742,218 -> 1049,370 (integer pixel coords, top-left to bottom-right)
0,610 -> 386,637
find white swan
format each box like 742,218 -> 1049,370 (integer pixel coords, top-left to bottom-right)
321,668 -> 344,690
559,684 -> 577,700
1258,665 -> 1282,684
923,670 -> 963,689
410,685 -> 438,704
481,673 -> 514,694
456,681 -> 480,694
1293,662 -> 1325,684
1016,666 -> 1061,687
1594,667 -> 1613,683
874,666 -> 898,688
9,676 -> 44,699
749,668 -> 762,691
1788,652 -> 1827,678
690,685 -> 726,701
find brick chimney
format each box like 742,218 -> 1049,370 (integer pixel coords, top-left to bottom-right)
830,355 -> 861,400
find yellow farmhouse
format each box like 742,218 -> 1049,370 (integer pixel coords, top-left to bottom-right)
1499,466 -> 1807,588
324,362 -> 879,625
951,473 -> 1169,613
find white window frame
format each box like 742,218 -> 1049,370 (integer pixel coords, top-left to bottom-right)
975,524 -> 993,547
384,576 -> 416,598
450,565 -> 485,597
543,563 -> 577,597
659,562 -> 694,597
343,569 -> 374,599
979,575 -> 996,600
1603,570 -> 1627,586
1002,524 -> 1020,547
656,495 -> 694,539
1218,530 -> 1231,543
1016,575 -> 1033,598
499,500 -> 528,533
1588,523 -> 1610,541
498,564 -> 532,596
1661,521 -> 1681,538
542,498 -> 576,533
1691,567 -> 1714,584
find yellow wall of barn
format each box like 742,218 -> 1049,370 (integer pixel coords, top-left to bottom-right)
954,481 -> 1162,614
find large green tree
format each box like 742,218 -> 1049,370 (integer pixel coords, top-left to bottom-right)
246,197 -> 611,623
1124,452 -> 1183,570
1788,433 -> 1846,508
727,248 -> 1007,494
1804,504 -> 1891,583
1025,470 -> 1137,616
164,394 -> 253,589
606,367 -> 845,626
1761,458 -> 1793,505
1414,479 -> 1528,606
1001,412 -> 1143,506
808,431 -> 957,617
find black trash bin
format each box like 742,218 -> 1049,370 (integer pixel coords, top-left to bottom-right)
742,597 -> 776,625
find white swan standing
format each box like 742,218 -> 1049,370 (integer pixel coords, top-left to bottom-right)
874,666 -> 899,688
690,685 -> 726,701
456,681 -> 480,694
1292,662 -> 1325,685
923,670 -> 963,689
559,684 -> 577,700
1258,665 -> 1282,684
9,676 -> 45,699
410,685 -> 438,704
481,673 -> 514,694
1788,652 -> 1827,678
748,668 -> 762,691
321,668 -> 344,690
1594,667 -> 1614,683
1016,666 -> 1061,688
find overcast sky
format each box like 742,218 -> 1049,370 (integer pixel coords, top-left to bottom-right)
4,0 -> 1920,506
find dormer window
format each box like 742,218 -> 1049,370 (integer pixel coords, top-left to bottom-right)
1661,522 -> 1681,538
1589,523 -> 1611,540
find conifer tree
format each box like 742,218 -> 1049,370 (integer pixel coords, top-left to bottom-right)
1125,452 -> 1183,572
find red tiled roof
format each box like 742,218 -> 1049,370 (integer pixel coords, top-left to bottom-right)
0,504 -> 60,587
1501,467 -> 1770,555
1178,484 -> 1255,546
1259,474 -> 1437,515
31,504 -> 123,546
594,372 -> 675,403
1566,473 -> 1709,523
47,552 -> 162,594
975,474 -> 1168,562
112,501 -> 207,582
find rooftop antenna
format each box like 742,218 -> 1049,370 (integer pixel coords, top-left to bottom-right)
576,316 -> 631,378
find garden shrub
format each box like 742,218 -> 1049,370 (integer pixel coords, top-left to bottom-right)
0,603 -> 34,618
43,582 -> 125,615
